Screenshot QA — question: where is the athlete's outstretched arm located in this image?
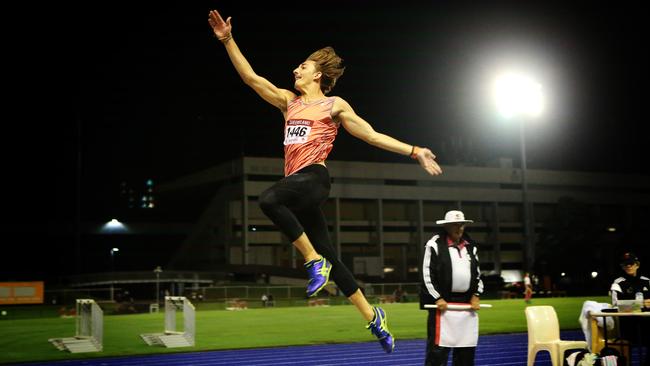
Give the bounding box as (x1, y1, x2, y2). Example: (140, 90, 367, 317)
(333, 97, 442, 176)
(208, 9, 295, 110)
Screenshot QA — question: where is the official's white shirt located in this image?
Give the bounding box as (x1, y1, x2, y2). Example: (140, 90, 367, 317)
(450, 245, 471, 293)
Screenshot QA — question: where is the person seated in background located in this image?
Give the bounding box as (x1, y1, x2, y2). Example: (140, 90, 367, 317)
(609, 252, 650, 365)
(610, 252, 650, 309)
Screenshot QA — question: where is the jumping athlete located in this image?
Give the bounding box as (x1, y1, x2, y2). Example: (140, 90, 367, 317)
(208, 9, 443, 353)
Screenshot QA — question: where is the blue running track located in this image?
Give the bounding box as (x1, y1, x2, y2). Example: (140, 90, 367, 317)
(12, 331, 643, 366)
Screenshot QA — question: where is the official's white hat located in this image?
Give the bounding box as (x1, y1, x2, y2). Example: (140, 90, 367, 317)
(436, 210, 474, 225)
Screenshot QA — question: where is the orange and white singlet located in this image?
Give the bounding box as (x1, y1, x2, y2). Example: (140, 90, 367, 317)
(283, 96, 339, 176)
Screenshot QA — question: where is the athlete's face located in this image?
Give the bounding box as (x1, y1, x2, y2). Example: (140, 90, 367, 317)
(444, 223, 466, 243)
(293, 60, 321, 91)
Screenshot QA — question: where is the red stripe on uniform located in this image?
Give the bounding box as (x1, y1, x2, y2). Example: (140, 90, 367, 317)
(435, 309, 441, 345)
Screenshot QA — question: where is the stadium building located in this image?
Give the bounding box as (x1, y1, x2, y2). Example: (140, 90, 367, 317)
(149, 156, 650, 286)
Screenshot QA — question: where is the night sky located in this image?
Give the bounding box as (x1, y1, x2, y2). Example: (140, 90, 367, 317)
(5, 1, 649, 279)
(79, 3, 649, 200)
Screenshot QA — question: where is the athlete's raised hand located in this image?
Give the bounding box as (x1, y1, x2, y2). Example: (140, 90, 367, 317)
(208, 9, 232, 42)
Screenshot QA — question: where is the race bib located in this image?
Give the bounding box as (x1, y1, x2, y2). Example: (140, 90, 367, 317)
(284, 119, 313, 145)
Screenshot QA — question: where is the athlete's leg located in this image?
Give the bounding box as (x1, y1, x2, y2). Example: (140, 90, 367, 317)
(298, 206, 394, 353)
(297, 207, 367, 312)
(292, 233, 320, 262)
(258, 167, 330, 261)
(258, 165, 332, 296)
(348, 290, 374, 321)
(259, 181, 316, 259)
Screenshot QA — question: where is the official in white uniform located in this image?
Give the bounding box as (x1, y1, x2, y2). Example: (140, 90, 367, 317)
(419, 210, 484, 366)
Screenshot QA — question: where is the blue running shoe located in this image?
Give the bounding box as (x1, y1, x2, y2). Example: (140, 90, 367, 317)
(366, 306, 395, 353)
(304, 256, 332, 297)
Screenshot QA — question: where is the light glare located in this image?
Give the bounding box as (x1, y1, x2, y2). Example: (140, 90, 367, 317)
(493, 73, 544, 119)
(102, 218, 128, 233)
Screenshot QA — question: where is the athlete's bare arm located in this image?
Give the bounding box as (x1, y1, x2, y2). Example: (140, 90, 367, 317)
(333, 97, 442, 176)
(208, 10, 295, 111)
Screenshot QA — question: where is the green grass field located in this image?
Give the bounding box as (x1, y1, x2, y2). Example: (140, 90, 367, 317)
(0, 296, 607, 364)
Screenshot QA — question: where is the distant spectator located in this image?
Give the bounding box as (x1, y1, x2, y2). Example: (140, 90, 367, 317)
(393, 287, 405, 303)
(261, 294, 269, 307)
(115, 290, 137, 314)
(523, 273, 533, 304)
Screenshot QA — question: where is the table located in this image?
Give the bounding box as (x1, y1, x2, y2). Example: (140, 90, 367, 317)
(588, 311, 650, 365)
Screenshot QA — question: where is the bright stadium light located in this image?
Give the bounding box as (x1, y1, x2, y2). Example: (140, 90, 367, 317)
(591, 271, 598, 279)
(493, 72, 544, 119)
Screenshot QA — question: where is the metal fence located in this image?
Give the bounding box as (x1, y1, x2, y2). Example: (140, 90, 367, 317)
(46, 287, 120, 305)
(193, 282, 421, 301)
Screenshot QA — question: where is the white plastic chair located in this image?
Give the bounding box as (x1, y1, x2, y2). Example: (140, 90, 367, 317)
(526, 305, 588, 366)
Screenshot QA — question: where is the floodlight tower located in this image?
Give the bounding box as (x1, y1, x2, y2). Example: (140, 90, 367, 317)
(493, 72, 544, 273)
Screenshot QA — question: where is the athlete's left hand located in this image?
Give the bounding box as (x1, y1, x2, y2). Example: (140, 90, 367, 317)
(416, 147, 442, 175)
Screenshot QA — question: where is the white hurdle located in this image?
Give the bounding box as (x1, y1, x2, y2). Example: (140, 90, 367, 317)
(49, 299, 103, 353)
(140, 296, 195, 348)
